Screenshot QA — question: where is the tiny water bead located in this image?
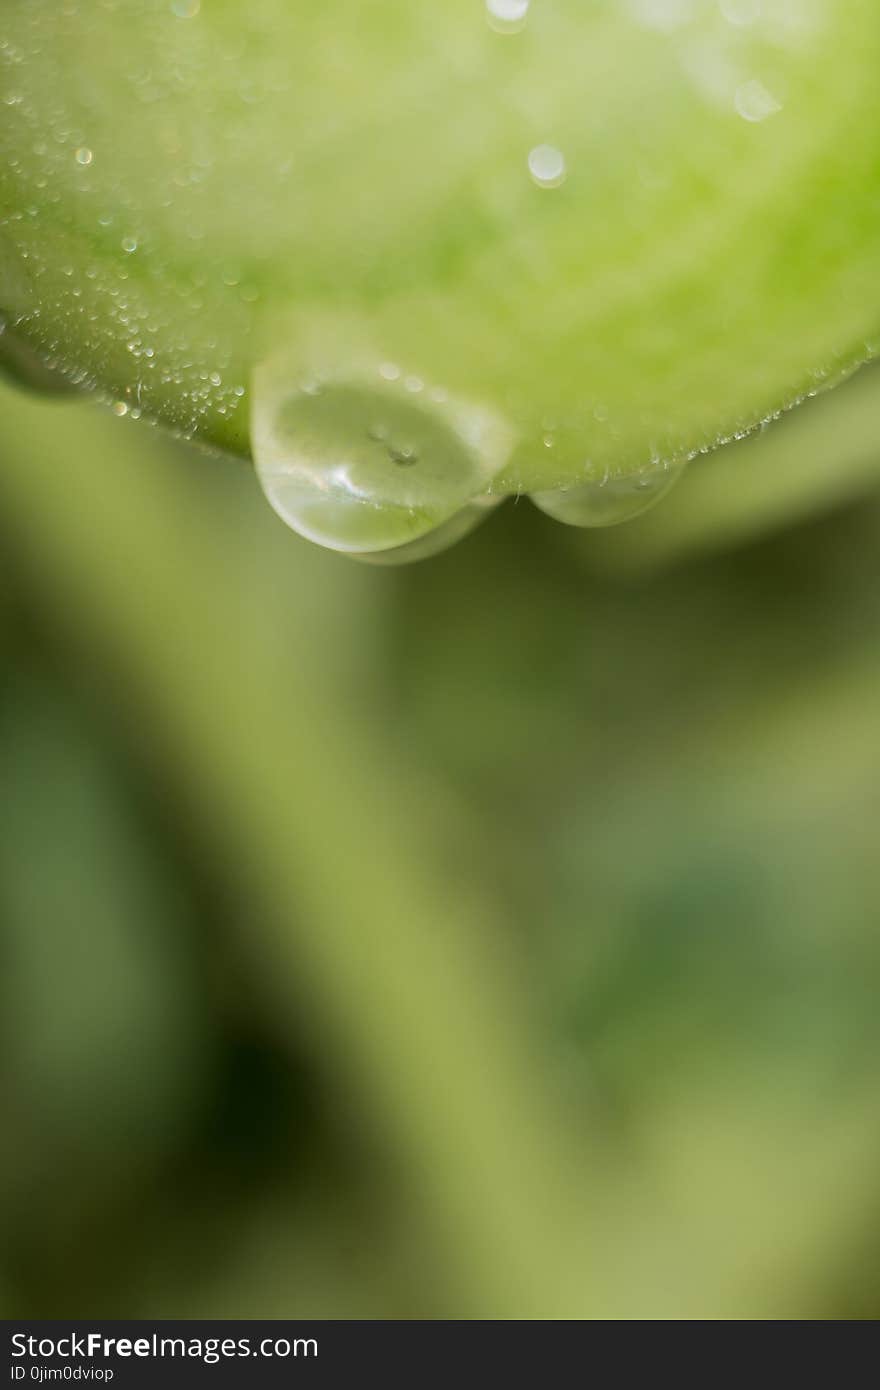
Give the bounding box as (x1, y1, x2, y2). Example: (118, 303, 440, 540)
(528, 145, 567, 189)
(530, 460, 685, 528)
(251, 356, 512, 557)
(734, 78, 783, 123)
(485, 0, 531, 36)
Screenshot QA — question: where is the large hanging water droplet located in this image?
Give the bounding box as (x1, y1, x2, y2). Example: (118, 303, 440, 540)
(0, 313, 84, 397)
(529, 460, 684, 528)
(251, 355, 512, 557)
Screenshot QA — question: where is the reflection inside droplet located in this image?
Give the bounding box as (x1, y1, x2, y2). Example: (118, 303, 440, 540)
(529, 460, 685, 528)
(354, 496, 502, 566)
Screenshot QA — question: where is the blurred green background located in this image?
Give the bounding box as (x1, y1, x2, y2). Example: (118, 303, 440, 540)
(2, 371, 880, 1320)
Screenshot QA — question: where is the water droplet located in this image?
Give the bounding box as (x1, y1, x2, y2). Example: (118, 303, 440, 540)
(171, 0, 200, 17)
(252, 355, 512, 556)
(528, 144, 567, 189)
(389, 443, 419, 466)
(112, 400, 128, 417)
(74, 147, 93, 166)
(121, 235, 138, 254)
(530, 460, 685, 528)
(485, 0, 530, 35)
(735, 79, 782, 123)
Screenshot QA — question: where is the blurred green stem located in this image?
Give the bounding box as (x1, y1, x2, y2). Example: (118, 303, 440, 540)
(0, 387, 586, 1317)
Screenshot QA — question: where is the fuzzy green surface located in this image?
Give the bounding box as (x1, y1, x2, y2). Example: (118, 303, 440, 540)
(2, 0, 880, 493)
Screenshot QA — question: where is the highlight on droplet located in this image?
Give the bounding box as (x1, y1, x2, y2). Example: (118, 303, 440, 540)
(485, 0, 530, 35)
(528, 144, 567, 189)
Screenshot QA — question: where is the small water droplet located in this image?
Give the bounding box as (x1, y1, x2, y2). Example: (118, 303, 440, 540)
(112, 400, 128, 417)
(485, 0, 530, 35)
(74, 147, 93, 166)
(121, 235, 138, 254)
(735, 78, 782, 123)
(252, 355, 512, 557)
(390, 443, 419, 466)
(528, 144, 567, 189)
(171, 0, 200, 17)
(530, 460, 685, 528)
(379, 362, 401, 382)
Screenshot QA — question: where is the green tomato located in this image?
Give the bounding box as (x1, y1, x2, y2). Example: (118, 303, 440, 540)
(2, 1, 880, 555)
